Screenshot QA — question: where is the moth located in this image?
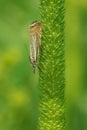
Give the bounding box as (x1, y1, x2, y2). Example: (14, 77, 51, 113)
(29, 21, 42, 72)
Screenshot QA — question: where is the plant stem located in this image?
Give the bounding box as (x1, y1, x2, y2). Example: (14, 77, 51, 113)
(38, 0, 65, 130)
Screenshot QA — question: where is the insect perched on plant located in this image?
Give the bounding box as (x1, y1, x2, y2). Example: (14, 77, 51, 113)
(29, 21, 42, 72)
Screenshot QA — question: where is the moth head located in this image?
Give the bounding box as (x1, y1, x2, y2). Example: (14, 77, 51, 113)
(30, 21, 41, 28)
(29, 21, 42, 35)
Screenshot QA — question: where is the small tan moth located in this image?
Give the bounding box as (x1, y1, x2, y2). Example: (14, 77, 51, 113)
(29, 21, 42, 72)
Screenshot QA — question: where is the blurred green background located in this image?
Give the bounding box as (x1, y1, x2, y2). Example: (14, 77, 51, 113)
(0, 0, 39, 130)
(0, 0, 87, 130)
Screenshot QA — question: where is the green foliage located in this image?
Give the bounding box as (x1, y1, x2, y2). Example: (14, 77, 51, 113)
(39, 0, 65, 129)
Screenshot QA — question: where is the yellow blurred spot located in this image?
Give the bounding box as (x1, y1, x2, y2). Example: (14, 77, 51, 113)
(0, 115, 3, 123)
(0, 63, 5, 79)
(69, 0, 87, 8)
(8, 89, 29, 107)
(3, 46, 22, 67)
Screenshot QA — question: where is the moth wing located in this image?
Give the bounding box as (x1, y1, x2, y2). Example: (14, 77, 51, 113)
(36, 33, 41, 58)
(30, 34, 37, 64)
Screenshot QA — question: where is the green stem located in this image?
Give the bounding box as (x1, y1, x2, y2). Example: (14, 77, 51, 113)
(38, 0, 65, 130)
